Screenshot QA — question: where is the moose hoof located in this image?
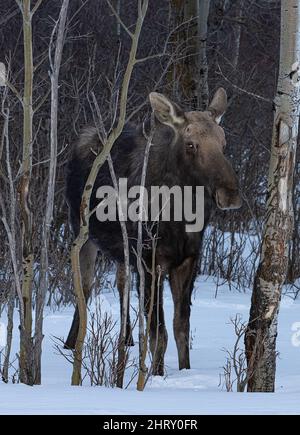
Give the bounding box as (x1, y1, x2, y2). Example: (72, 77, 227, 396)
(179, 362, 191, 370)
(152, 365, 164, 376)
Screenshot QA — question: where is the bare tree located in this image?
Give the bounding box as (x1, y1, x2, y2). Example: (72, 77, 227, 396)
(16, 0, 44, 385)
(34, 0, 69, 384)
(0, 74, 22, 383)
(135, 122, 154, 391)
(245, 0, 300, 392)
(106, 154, 132, 388)
(221, 314, 256, 392)
(2, 0, 300, 393)
(70, 0, 149, 386)
(55, 303, 136, 388)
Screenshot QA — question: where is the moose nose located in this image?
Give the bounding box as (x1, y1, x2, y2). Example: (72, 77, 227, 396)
(215, 188, 242, 210)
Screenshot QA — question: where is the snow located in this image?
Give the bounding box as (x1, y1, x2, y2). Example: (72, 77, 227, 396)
(0, 275, 300, 415)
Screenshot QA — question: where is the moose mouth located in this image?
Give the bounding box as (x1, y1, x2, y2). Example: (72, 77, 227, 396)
(215, 188, 242, 211)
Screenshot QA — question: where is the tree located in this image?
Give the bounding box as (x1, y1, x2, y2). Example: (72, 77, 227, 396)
(196, 0, 210, 110)
(245, 0, 300, 392)
(70, 0, 149, 386)
(18, 0, 39, 386)
(170, 0, 210, 109)
(1, 0, 69, 385)
(34, 0, 69, 384)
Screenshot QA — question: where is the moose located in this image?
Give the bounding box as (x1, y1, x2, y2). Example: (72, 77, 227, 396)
(65, 88, 242, 375)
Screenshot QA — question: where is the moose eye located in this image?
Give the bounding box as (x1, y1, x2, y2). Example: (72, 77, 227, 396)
(186, 142, 198, 152)
(187, 142, 194, 148)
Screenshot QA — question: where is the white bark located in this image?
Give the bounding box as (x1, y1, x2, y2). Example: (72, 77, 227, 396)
(0, 62, 6, 86)
(34, 0, 69, 385)
(136, 118, 154, 391)
(0, 101, 22, 381)
(231, 0, 244, 69)
(106, 154, 131, 388)
(18, 0, 35, 385)
(245, 0, 300, 392)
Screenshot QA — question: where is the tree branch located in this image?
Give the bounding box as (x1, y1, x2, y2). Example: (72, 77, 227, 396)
(106, 0, 133, 39)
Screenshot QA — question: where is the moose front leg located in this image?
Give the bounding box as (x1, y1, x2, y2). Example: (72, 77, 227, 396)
(170, 257, 197, 370)
(116, 263, 134, 346)
(144, 271, 168, 376)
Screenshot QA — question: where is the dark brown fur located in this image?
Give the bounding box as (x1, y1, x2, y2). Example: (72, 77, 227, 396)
(65, 89, 242, 375)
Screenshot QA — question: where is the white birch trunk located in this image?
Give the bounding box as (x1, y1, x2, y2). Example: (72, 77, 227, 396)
(245, 0, 300, 392)
(136, 119, 154, 391)
(34, 0, 69, 385)
(18, 0, 35, 385)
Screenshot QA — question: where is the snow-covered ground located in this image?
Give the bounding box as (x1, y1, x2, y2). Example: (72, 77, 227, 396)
(0, 275, 300, 415)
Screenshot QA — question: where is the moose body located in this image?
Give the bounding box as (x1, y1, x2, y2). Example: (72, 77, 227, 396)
(65, 88, 242, 375)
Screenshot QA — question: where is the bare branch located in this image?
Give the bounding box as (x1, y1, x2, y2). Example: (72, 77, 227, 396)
(31, 0, 43, 17)
(217, 64, 272, 104)
(106, 0, 134, 39)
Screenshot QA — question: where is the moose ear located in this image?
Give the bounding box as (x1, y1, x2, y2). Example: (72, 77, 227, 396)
(149, 92, 185, 127)
(208, 88, 227, 124)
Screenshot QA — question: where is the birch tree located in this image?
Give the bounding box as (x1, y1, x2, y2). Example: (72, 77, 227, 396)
(34, 0, 69, 384)
(1, 0, 70, 386)
(17, 0, 42, 386)
(0, 65, 18, 383)
(245, 0, 300, 392)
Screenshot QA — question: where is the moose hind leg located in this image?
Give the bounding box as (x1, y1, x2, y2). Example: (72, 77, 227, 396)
(170, 257, 197, 370)
(116, 263, 134, 346)
(64, 239, 98, 349)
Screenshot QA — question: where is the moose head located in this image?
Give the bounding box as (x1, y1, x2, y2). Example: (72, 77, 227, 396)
(149, 88, 242, 210)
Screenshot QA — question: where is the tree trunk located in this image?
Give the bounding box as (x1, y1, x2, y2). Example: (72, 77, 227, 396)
(245, 0, 300, 392)
(196, 0, 210, 110)
(136, 118, 154, 391)
(107, 154, 131, 389)
(2, 287, 15, 383)
(34, 0, 69, 385)
(19, 0, 35, 386)
(0, 101, 24, 383)
(231, 0, 244, 70)
(171, 0, 210, 109)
